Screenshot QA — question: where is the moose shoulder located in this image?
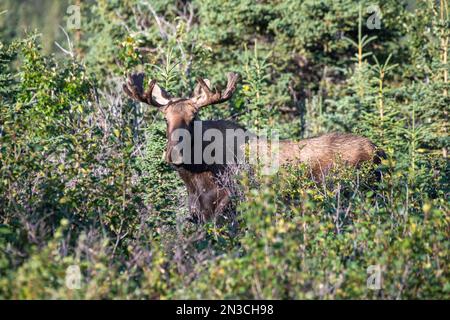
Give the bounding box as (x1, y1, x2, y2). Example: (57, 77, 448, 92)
(123, 72, 384, 223)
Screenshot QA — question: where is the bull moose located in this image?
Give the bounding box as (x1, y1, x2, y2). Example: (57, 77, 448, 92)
(123, 72, 384, 223)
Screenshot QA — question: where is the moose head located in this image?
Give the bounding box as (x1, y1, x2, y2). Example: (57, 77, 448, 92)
(123, 72, 239, 166)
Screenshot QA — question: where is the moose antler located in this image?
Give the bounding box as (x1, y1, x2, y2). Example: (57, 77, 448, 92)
(123, 73, 172, 108)
(192, 72, 239, 109)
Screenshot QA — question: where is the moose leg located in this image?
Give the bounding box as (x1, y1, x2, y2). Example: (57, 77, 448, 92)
(191, 184, 229, 222)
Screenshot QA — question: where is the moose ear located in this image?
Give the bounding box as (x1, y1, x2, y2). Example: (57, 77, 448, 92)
(151, 82, 172, 106)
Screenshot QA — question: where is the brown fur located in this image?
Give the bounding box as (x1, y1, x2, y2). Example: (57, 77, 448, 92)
(124, 73, 383, 222)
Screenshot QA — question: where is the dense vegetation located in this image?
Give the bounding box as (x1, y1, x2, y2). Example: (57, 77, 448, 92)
(0, 0, 448, 299)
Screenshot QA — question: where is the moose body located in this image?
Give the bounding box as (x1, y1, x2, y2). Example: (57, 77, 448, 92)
(124, 72, 383, 222)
